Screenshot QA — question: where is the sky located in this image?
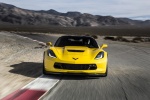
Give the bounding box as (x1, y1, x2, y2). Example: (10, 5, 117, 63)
(0, 0, 150, 20)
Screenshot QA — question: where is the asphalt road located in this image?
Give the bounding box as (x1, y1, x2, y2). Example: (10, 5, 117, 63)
(16, 33, 150, 100)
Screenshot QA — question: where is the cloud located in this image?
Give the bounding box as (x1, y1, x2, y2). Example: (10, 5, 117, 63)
(0, 0, 150, 18)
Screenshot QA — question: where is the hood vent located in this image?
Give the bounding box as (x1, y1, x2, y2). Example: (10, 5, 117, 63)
(67, 50, 84, 52)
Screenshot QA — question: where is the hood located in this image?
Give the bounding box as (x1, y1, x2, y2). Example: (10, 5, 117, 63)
(52, 46, 100, 63)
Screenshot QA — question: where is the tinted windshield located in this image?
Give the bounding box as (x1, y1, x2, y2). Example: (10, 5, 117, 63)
(54, 36, 99, 48)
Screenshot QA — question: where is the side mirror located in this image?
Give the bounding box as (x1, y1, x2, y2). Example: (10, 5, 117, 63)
(46, 42, 52, 46)
(101, 44, 108, 49)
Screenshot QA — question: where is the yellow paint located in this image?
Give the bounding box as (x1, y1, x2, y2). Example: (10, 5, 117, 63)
(44, 45, 108, 75)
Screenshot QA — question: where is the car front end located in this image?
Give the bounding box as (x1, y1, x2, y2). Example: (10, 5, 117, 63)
(43, 46, 108, 76)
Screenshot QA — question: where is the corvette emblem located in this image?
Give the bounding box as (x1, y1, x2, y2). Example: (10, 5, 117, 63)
(72, 58, 78, 60)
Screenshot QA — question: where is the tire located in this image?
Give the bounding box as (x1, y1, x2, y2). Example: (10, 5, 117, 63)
(101, 66, 108, 77)
(43, 53, 48, 75)
(90, 66, 108, 77)
(43, 62, 48, 75)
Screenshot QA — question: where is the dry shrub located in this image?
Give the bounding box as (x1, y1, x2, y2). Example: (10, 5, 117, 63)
(104, 36, 115, 40)
(132, 37, 150, 43)
(115, 36, 130, 42)
(104, 36, 130, 42)
(85, 34, 90, 36)
(132, 37, 142, 43)
(91, 35, 98, 39)
(115, 36, 123, 41)
(143, 38, 150, 42)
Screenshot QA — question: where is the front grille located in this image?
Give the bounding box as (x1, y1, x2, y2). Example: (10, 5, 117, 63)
(54, 63, 97, 70)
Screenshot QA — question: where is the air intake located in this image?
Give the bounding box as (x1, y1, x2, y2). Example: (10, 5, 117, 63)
(67, 50, 84, 52)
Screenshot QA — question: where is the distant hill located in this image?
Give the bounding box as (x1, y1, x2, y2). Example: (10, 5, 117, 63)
(0, 2, 150, 27)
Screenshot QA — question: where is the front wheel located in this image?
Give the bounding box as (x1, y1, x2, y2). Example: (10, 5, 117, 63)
(101, 66, 108, 77)
(43, 60, 48, 75)
(43, 53, 48, 75)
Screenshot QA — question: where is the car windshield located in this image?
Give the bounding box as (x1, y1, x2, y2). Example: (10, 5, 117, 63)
(54, 36, 99, 48)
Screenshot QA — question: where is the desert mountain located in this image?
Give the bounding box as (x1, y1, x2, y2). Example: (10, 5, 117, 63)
(0, 3, 150, 27)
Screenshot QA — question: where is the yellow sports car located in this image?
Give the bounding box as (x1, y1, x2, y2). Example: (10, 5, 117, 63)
(43, 36, 108, 77)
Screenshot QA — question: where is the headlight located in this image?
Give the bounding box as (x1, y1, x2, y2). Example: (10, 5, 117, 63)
(95, 52, 104, 59)
(47, 49, 56, 58)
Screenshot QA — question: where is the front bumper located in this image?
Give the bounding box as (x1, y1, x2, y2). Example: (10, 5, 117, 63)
(43, 71, 107, 76)
(44, 54, 107, 74)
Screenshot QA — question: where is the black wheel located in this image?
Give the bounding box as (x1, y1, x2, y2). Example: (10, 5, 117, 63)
(43, 53, 48, 75)
(43, 63, 48, 75)
(90, 66, 108, 78)
(101, 66, 108, 77)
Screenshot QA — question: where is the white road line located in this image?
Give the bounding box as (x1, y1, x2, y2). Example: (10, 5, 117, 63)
(38, 75, 60, 100)
(22, 75, 59, 91)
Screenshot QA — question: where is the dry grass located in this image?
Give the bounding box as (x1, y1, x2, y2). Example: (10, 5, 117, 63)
(104, 36, 115, 40)
(91, 35, 98, 39)
(0, 25, 150, 37)
(104, 36, 150, 43)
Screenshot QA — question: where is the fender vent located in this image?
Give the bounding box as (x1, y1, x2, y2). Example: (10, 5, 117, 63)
(67, 50, 84, 52)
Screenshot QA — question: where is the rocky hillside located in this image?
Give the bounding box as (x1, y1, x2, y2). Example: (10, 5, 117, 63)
(0, 3, 150, 27)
